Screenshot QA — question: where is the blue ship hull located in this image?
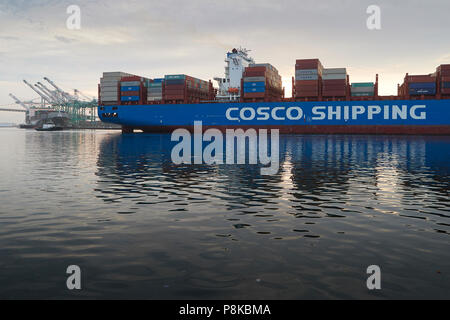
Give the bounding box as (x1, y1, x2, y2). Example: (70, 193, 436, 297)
(99, 99, 450, 135)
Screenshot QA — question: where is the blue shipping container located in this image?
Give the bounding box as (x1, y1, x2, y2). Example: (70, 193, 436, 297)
(409, 82, 436, 89)
(121, 86, 140, 92)
(244, 87, 266, 93)
(165, 75, 186, 80)
(243, 81, 266, 88)
(121, 96, 140, 102)
(442, 82, 450, 89)
(153, 78, 164, 83)
(165, 79, 185, 85)
(409, 88, 436, 95)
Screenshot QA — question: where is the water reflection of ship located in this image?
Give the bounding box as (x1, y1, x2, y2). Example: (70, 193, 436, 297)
(95, 135, 355, 208)
(96, 134, 449, 197)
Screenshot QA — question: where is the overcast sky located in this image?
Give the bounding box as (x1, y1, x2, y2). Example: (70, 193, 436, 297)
(1, 0, 449, 123)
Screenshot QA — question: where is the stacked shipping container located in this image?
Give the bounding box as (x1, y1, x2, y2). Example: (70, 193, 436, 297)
(100, 72, 132, 105)
(120, 78, 141, 104)
(351, 82, 375, 97)
(399, 74, 436, 97)
(437, 64, 450, 96)
(120, 76, 151, 105)
(99, 62, 450, 106)
(242, 63, 283, 101)
(294, 59, 323, 99)
(147, 78, 164, 103)
(164, 75, 212, 103)
(322, 68, 348, 97)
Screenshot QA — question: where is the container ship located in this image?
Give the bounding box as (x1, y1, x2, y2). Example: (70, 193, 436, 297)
(98, 48, 450, 135)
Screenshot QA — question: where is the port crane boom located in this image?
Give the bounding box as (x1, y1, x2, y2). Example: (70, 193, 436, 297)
(74, 89, 96, 102)
(0, 108, 26, 113)
(36, 82, 62, 104)
(23, 80, 52, 105)
(34, 84, 57, 104)
(44, 77, 74, 102)
(9, 93, 31, 111)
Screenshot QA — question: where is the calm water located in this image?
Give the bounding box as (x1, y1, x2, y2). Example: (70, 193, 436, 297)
(0, 128, 449, 299)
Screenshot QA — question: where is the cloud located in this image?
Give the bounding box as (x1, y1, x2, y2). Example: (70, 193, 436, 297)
(54, 35, 77, 43)
(0, 35, 20, 40)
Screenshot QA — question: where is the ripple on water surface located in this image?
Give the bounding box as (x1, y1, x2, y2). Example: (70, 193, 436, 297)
(0, 129, 449, 299)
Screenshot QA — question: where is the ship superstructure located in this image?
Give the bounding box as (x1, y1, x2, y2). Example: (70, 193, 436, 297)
(214, 48, 255, 101)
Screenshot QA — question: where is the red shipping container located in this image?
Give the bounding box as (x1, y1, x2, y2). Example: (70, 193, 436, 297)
(295, 59, 322, 70)
(323, 91, 346, 96)
(442, 88, 450, 94)
(165, 95, 185, 100)
(437, 64, 450, 72)
(296, 91, 319, 95)
(295, 80, 319, 86)
(244, 92, 265, 98)
(323, 84, 346, 89)
(296, 85, 319, 91)
(406, 75, 435, 82)
(246, 66, 267, 72)
(244, 72, 266, 77)
(165, 84, 185, 90)
(296, 92, 319, 97)
(296, 58, 320, 64)
(442, 76, 450, 82)
(323, 79, 347, 85)
(296, 86, 319, 91)
(121, 76, 142, 81)
(440, 70, 450, 77)
(121, 91, 140, 96)
(165, 91, 185, 96)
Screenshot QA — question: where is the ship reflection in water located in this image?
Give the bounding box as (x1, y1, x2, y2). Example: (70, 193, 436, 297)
(94, 133, 450, 299)
(0, 130, 448, 299)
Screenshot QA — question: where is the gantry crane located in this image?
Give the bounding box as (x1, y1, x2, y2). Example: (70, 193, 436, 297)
(3, 77, 101, 126)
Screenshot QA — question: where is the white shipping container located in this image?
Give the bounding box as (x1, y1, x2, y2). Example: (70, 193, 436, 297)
(101, 93, 118, 98)
(322, 74, 347, 80)
(101, 98, 118, 102)
(351, 87, 374, 93)
(120, 81, 141, 86)
(102, 101, 118, 105)
(295, 69, 319, 75)
(101, 84, 118, 89)
(100, 76, 122, 81)
(100, 81, 119, 87)
(296, 75, 319, 81)
(103, 72, 131, 78)
(323, 68, 347, 75)
(101, 99, 118, 103)
(244, 77, 266, 82)
(101, 89, 118, 95)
